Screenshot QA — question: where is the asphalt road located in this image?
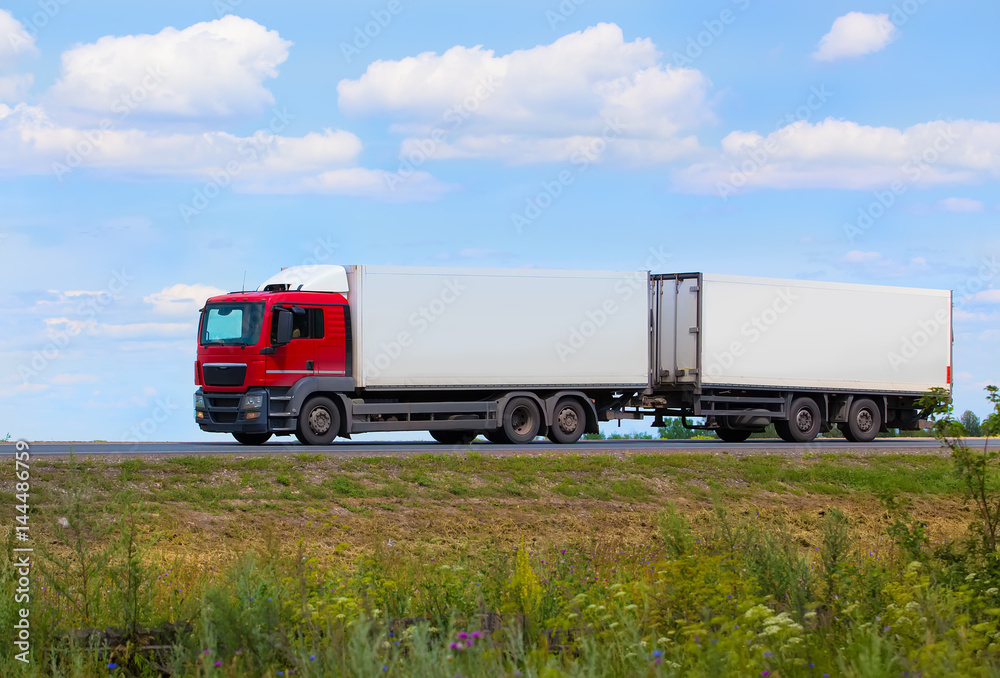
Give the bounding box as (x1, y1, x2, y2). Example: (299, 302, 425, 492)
(8, 438, 992, 458)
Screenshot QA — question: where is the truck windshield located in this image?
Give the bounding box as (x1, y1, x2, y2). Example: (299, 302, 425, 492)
(200, 303, 265, 346)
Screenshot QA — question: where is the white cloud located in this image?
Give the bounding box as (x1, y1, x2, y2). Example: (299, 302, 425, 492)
(673, 118, 1000, 193)
(0, 73, 32, 101)
(337, 23, 712, 165)
(967, 289, 1000, 304)
(813, 12, 897, 62)
(843, 250, 881, 263)
(939, 197, 984, 213)
(99, 322, 194, 339)
(244, 167, 453, 200)
(50, 373, 100, 385)
(0, 10, 36, 67)
(48, 15, 291, 119)
(144, 284, 227, 315)
(839, 251, 929, 277)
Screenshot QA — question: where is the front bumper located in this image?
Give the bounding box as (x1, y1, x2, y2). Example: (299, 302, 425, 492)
(195, 388, 269, 434)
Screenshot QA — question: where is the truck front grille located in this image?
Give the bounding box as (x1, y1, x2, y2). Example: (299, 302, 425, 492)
(203, 364, 247, 387)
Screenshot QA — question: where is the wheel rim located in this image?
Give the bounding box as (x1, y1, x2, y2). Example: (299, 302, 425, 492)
(795, 408, 814, 433)
(557, 406, 579, 435)
(510, 405, 534, 436)
(308, 407, 332, 435)
(856, 408, 874, 433)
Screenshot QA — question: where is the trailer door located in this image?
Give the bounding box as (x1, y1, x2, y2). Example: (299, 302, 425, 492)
(652, 273, 702, 386)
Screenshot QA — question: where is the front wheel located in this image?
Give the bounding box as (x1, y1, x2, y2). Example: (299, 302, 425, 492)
(297, 397, 341, 445)
(233, 432, 272, 445)
(502, 397, 541, 444)
(781, 397, 822, 443)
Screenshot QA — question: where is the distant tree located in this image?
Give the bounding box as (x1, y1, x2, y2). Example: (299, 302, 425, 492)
(657, 418, 708, 440)
(961, 410, 983, 437)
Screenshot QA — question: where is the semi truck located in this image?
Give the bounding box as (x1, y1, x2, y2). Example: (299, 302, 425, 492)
(193, 265, 953, 445)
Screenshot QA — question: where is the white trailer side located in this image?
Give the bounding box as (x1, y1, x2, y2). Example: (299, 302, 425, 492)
(655, 273, 952, 393)
(346, 265, 650, 389)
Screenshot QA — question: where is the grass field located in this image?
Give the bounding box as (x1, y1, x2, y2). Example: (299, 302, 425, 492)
(3, 447, 1000, 676)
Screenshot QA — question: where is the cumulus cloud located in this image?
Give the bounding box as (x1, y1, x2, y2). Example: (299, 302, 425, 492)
(144, 284, 228, 315)
(47, 15, 291, 119)
(967, 289, 1000, 304)
(337, 23, 712, 165)
(673, 118, 1000, 194)
(0, 10, 36, 67)
(939, 197, 984, 213)
(0, 73, 32, 101)
(50, 373, 100, 385)
(813, 12, 897, 61)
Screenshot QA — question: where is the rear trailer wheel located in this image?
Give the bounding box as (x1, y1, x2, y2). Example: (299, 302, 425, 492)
(232, 432, 272, 445)
(484, 430, 509, 444)
(547, 399, 586, 444)
(784, 397, 822, 443)
(839, 424, 858, 443)
(502, 397, 541, 444)
(430, 430, 478, 445)
(715, 426, 752, 443)
(847, 398, 881, 443)
(297, 396, 340, 445)
(774, 421, 795, 443)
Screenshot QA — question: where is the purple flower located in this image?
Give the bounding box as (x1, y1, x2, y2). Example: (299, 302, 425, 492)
(472, 632, 482, 639)
(761, 672, 771, 677)
(203, 649, 213, 655)
(458, 632, 469, 640)
(107, 663, 118, 669)
(309, 655, 316, 661)
(214, 661, 222, 667)
(652, 650, 663, 658)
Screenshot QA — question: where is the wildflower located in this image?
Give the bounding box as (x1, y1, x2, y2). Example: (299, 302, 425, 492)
(458, 632, 469, 640)
(107, 663, 118, 669)
(761, 672, 771, 677)
(652, 650, 663, 658)
(214, 661, 222, 667)
(471, 632, 482, 639)
(203, 649, 213, 655)
(309, 655, 316, 661)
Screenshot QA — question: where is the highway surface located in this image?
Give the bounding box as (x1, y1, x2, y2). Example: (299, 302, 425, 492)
(9, 438, 992, 458)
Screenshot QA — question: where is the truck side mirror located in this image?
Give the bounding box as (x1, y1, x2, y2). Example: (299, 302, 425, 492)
(274, 308, 293, 346)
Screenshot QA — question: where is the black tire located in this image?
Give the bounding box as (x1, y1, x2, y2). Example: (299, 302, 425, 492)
(547, 399, 587, 444)
(232, 432, 272, 445)
(846, 398, 881, 443)
(774, 421, 796, 443)
(430, 430, 478, 445)
(783, 397, 822, 443)
(484, 430, 509, 444)
(502, 397, 541, 444)
(839, 424, 858, 443)
(297, 396, 341, 445)
(715, 426, 752, 443)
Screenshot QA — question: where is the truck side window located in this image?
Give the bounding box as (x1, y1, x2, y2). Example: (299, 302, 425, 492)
(271, 308, 324, 342)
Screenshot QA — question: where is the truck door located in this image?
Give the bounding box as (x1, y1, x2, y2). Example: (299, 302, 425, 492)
(314, 305, 349, 377)
(264, 306, 323, 387)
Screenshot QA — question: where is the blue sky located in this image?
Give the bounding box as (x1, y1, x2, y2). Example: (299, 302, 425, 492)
(1, 0, 997, 442)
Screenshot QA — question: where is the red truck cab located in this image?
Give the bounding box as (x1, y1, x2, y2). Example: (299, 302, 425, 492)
(194, 285, 351, 445)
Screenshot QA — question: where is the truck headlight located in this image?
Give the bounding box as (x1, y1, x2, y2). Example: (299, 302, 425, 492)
(242, 394, 265, 411)
(194, 394, 205, 410)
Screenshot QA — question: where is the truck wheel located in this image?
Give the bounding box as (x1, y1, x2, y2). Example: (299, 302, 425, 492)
(484, 430, 509, 444)
(783, 397, 822, 442)
(846, 398, 880, 443)
(430, 430, 478, 444)
(839, 424, 857, 443)
(774, 421, 796, 443)
(502, 397, 541, 444)
(547, 399, 586, 444)
(297, 397, 340, 445)
(232, 432, 272, 445)
(715, 426, 752, 443)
